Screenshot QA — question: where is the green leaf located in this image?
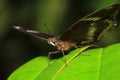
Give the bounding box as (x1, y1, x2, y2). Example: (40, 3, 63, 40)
(8, 43, 120, 80)
(8, 57, 48, 80)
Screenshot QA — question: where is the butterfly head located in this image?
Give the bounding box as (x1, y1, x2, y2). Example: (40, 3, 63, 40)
(48, 37, 75, 51)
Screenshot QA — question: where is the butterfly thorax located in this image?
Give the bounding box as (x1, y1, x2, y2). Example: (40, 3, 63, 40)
(48, 37, 76, 51)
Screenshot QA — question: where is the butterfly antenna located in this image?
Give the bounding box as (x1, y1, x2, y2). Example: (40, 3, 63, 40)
(43, 22, 51, 34)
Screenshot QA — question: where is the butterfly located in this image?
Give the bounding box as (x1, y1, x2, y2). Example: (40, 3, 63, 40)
(13, 3, 120, 62)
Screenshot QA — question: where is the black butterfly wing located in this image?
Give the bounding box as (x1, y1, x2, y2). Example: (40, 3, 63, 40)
(13, 26, 54, 40)
(59, 3, 120, 44)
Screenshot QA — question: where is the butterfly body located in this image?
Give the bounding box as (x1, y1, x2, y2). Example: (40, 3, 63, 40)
(48, 37, 76, 51)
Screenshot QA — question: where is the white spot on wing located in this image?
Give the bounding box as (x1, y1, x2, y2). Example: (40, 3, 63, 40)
(87, 25, 97, 40)
(14, 26, 21, 29)
(82, 17, 101, 21)
(26, 30, 39, 33)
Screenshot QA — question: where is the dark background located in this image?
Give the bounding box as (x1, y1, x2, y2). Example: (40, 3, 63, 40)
(0, 0, 120, 80)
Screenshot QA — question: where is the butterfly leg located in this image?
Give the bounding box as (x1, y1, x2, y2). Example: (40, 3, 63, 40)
(48, 50, 67, 66)
(72, 44, 91, 56)
(61, 50, 67, 67)
(73, 44, 78, 49)
(48, 51, 60, 65)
